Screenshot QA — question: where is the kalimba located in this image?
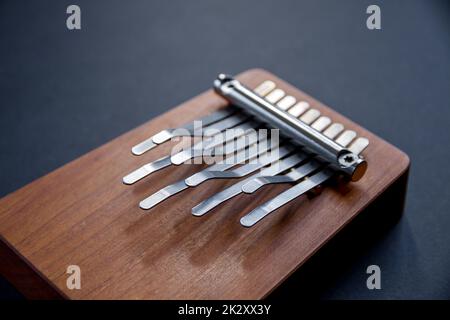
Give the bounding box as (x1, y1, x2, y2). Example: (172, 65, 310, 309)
(0, 69, 409, 299)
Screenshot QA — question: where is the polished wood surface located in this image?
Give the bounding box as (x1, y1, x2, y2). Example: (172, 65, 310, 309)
(0, 69, 409, 299)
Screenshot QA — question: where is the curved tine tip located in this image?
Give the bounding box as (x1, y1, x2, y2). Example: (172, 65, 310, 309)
(122, 176, 133, 185)
(191, 210, 203, 217)
(241, 180, 261, 194)
(184, 173, 208, 187)
(139, 200, 151, 210)
(185, 179, 201, 187)
(131, 139, 158, 156)
(131, 147, 145, 156)
(240, 216, 255, 228)
(191, 205, 208, 216)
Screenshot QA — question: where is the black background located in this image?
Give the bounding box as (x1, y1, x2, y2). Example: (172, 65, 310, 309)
(0, 0, 449, 299)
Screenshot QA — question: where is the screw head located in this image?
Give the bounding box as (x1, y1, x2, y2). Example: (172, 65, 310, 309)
(338, 153, 357, 167)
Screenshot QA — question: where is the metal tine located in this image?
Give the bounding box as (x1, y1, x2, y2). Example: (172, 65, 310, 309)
(265, 88, 285, 104)
(300, 109, 321, 124)
(311, 116, 331, 132)
(170, 119, 261, 165)
(348, 137, 369, 155)
(254, 80, 276, 96)
(191, 152, 311, 216)
(276, 96, 296, 111)
(123, 155, 173, 185)
(131, 108, 237, 156)
(184, 143, 294, 187)
(240, 132, 370, 227)
(132, 80, 276, 156)
(139, 137, 278, 210)
(335, 130, 357, 147)
(323, 123, 345, 140)
(288, 101, 309, 117)
(123, 119, 259, 185)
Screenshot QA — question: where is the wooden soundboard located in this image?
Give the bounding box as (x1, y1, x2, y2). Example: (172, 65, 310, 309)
(0, 69, 409, 299)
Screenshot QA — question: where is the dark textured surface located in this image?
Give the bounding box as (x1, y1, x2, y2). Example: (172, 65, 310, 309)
(0, 0, 449, 299)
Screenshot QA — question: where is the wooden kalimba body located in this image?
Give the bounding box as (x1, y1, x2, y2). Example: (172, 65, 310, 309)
(0, 69, 409, 299)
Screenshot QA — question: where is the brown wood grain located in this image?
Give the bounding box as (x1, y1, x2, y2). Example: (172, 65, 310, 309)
(0, 69, 409, 299)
